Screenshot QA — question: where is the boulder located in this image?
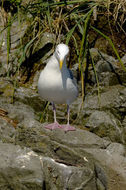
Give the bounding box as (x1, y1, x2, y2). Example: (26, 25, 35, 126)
(0, 87, 126, 189)
(85, 110, 123, 143)
(89, 48, 126, 86)
(0, 143, 43, 190)
(42, 157, 96, 190)
(0, 7, 28, 76)
(70, 85, 126, 129)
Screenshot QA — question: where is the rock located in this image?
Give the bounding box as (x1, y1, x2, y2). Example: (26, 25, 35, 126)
(121, 117, 126, 145)
(95, 59, 117, 73)
(14, 87, 45, 112)
(85, 110, 123, 142)
(0, 118, 16, 143)
(84, 85, 126, 112)
(0, 142, 43, 190)
(25, 32, 56, 68)
(89, 48, 101, 63)
(89, 48, 125, 86)
(0, 90, 126, 189)
(95, 165, 107, 190)
(121, 54, 126, 65)
(122, 116, 126, 126)
(0, 78, 14, 103)
(115, 67, 126, 85)
(0, 96, 36, 128)
(0, 7, 29, 75)
(94, 37, 110, 54)
(42, 157, 96, 190)
(85, 147, 126, 190)
(15, 119, 108, 156)
(90, 48, 117, 65)
(107, 142, 126, 156)
(122, 127, 126, 145)
(32, 70, 40, 89)
(98, 72, 120, 86)
(96, 178, 106, 190)
(70, 63, 79, 79)
(90, 71, 121, 86)
(0, 101, 98, 190)
(15, 123, 106, 190)
(71, 85, 126, 128)
(0, 63, 6, 77)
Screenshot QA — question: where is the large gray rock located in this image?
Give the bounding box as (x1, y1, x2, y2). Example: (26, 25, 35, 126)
(0, 82, 126, 189)
(106, 142, 126, 156)
(0, 102, 98, 189)
(0, 118, 16, 143)
(89, 48, 126, 86)
(15, 120, 126, 190)
(84, 85, 126, 113)
(14, 87, 45, 112)
(85, 110, 123, 142)
(15, 122, 107, 190)
(42, 157, 96, 190)
(70, 85, 126, 130)
(84, 147, 126, 190)
(98, 71, 120, 86)
(0, 143, 43, 190)
(0, 7, 28, 76)
(0, 141, 97, 190)
(90, 48, 117, 64)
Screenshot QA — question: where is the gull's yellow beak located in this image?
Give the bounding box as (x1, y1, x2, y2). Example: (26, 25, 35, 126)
(59, 60, 63, 70)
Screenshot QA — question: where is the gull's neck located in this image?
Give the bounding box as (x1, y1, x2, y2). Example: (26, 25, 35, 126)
(62, 57, 67, 69)
(45, 53, 68, 75)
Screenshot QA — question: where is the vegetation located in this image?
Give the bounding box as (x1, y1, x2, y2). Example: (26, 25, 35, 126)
(0, 0, 126, 98)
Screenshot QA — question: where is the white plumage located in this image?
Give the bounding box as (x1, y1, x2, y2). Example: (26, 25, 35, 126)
(38, 43, 78, 131)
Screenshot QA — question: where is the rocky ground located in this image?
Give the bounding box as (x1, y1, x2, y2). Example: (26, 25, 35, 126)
(0, 51, 126, 189)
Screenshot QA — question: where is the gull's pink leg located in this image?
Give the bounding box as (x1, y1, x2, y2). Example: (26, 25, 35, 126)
(61, 105, 76, 132)
(45, 103, 62, 130)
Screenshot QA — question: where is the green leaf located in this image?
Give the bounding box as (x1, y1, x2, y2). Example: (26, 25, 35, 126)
(66, 25, 77, 45)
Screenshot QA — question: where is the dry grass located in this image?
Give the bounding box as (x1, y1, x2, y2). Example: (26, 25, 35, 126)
(112, 0, 126, 23)
(96, 0, 126, 27)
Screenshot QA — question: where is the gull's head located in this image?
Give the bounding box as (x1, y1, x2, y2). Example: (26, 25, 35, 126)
(55, 43, 69, 69)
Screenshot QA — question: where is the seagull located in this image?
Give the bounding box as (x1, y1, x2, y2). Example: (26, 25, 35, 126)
(38, 43, 78, 131)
